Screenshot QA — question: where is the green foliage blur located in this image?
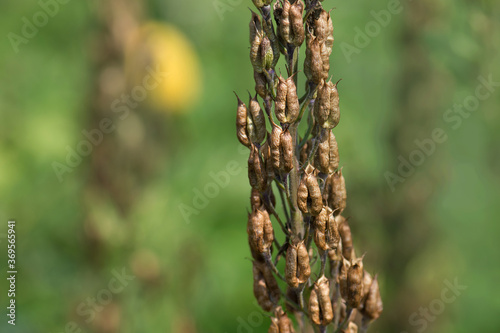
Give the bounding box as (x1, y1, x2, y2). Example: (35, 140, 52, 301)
(0, 0, 499, 332)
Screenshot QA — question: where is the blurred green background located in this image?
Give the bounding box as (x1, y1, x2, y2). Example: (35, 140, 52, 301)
(0, 0, 499, 332)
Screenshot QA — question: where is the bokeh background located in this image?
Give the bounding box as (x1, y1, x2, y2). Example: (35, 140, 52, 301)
(1, 0, 499, 332)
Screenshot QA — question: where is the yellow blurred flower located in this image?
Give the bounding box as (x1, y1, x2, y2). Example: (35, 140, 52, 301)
(125, 22, 201, 113)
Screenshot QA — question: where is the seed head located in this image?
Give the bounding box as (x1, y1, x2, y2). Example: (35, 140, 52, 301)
(347, 257, 364, 308)
(323, 169, 347, 216)
(316, 130, 339, 174)
(309, 275, 333, 326)
(248, 144, 267, 191)
(247, 206, 274, 255)
(362, 274, 383, 320)
(235, 94, 250, 147)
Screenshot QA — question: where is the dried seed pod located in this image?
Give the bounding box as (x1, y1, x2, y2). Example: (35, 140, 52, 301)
(248, 94, 267, 144)
(285, 242, 298, 288)
(297, 168, 323, 216)
(324, 82, 340, 129)
(261, 10, 281, 68)
(310, 9, 331, 44)
(261, 138, 275, 186)
(275, 76, 288, 122)
(339, 217, 354, 260)
(254, 70, 268, 98)
(248, 144, 267, 191)
(285, 77, 300, 123)
(325, 209, 340, 250)
(253, 261, 281, 312)
(280, 129, 294, 173)
(347, 257, 364, 308)
(296, 241, 311, 283)
(250, 12, 264, 73)
(269, 306, 295, 333)
(304, 35, 325, 84)
(313, 207, 328, 250)
(235, 94, 250, 147)
(339, 257, 351, 299)
(308, 288, 321, 325)
(362, 275, 383, 320)
(247, 206, 274, 255)
(260, 36, 274, 71)
(310, 275, 334, 326)
(323, 169, 347, 216)
(278, 0, 291, 45)
(285, 241, 311, 288)
(289, 0, 305, 46)
(316, 131, 339, 174)
(314, 80, 332, 126)
(270, 125, 282, 171)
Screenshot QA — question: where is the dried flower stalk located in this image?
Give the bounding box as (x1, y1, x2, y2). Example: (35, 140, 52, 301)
(234, 1, 383, 331)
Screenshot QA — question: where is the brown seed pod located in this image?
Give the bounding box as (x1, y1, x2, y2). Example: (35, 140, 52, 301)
(362, 274, 383, 320)
(347, 257, 364, 308)
(304, 35, 325, 84)
(270, 125, 282, 171)
(269, 306, 295, 333)
(316, 130, 339, 174)
(285, 77, 300, 123)
(313, 207, 328, 250)
(250, 12, 264, 73)
(248, 94, 267, 144)
(248, 144, 267, 191)
(296, 241, 311, 283)
(289, 0, 305, 46)
(314, 80, 332, 127)
(299, 138, 312, 165)
(339, 257, 351, 300)
(235, 94, 250, 147)
(280, 129, 294, 173)
(261, 138, 276, 186)
(254, 70, 268, 99)
(339, 217, 354, 260)
(261, 10, 281, 68)
(308, 288, 321, 325)
(324, 82, 340, 129)
(285, 242, 298, 288)
(247, 206, 274, 255)
(297, 168, 323, 216)
(323, 169, 347, 216)
(277, 0, 291, 45)
(309, 275, 333, 326)
(260, 36, 274, 71)
(325, 209, 340, 250)
(285, 241, 311, 288)
(275, 76, 288, 123)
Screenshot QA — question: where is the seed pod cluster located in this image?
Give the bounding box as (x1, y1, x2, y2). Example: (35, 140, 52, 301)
(305, 8, 333, 85)
(270, 125, 294, 174)
(313, 207, 340, 251)
(250, 11, 278, 73)
(297, 166, 323, 215)
(268, 306, 295, 333)
(247, 206, 274, 257)
(275, 76, 300, 124)
(285, 241, 311, 288)
(309, 275, 334, 326)
(314, 80, 340, 129)
(237, 0, 382, 331)
(323, 169, 347, 216)
(274, 0, 305, 47)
